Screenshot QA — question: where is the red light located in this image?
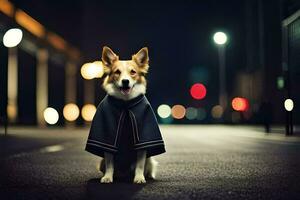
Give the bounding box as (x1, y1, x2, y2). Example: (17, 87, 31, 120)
(232, 97, 249, 112)
(190, 83, 206, 100)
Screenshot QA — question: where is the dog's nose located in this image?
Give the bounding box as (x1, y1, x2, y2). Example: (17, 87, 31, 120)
(122, 79, 129, 87)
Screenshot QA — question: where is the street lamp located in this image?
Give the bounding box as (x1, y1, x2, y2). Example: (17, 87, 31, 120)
(213, 32, 227, 45)
(80, 61, 104, 80)
(63, 103, 80, 122)
(2, 28, 23, 135)
(157, 104, 171, 119)
(3, 28, 23, 48)
(43, 107, 59, 125)
(81, 104, 96, 122)
(284, 98, 294, 135)
(213, 31, 228, 117)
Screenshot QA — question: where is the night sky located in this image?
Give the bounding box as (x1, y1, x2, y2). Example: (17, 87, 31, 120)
(10, 0, 246, 121)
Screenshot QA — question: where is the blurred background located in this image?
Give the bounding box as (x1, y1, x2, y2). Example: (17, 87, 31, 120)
(0, 0, 299, 128)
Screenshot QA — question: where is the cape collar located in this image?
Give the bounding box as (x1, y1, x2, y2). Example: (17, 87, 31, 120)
(107, 94, 145, 109)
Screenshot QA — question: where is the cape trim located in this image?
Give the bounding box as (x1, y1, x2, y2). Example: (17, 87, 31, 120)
(129, 110, 139, 142)
(114, 111, 125, 146)
(134, 142, 165, 150)
(133, 140, 164, 147)
(86, 142, 117, 152)
(88, 139, 117, 148)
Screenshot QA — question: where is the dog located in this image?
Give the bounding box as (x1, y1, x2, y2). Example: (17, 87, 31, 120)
(86, 46, 165, 184)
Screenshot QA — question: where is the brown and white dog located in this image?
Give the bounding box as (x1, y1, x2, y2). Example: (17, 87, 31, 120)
(100, 46, 158, 184)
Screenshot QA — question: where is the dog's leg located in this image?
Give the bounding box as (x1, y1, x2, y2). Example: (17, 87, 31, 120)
(134, 150, 146, 184)
(145, 157, 158, 179)
(101, 152, 114, 183)
(97, 157, 105, 177)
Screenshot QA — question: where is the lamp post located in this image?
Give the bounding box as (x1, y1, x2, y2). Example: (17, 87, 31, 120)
(284, 98, 294, 135)
(213, 31, 228, 116)
(2, 28, 23, 135)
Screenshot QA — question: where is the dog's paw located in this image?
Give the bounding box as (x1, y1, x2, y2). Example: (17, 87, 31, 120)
(133, 175, 146, 184)
(101, 176, 113, 183)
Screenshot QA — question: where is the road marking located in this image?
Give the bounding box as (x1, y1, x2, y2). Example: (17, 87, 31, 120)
(39, 144, 65, 153)
(8, 143, 70, 159)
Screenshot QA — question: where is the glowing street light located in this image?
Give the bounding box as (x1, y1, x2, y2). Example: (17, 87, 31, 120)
(43, 107, 59, 125)
(284, 98, 294, 112)
(213, 32, 227, 45)
(81, 61, 104, 80)
(185, 107, 198, 120)
(171, 105, 186, 119)
(93, 61, 104, 78)
(81, 63, 94, 80)
(211, 105, 224, 119)
(63, 103, 80, 121)
(157, 104, 171, 119)
(232, 97, 249, 112)
(81, 104, 96, 122)
(3, 28, 23, 48)
(190, 83, 207, 100)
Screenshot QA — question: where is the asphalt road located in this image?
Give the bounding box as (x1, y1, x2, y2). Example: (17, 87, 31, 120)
(0, 125, 300, 200)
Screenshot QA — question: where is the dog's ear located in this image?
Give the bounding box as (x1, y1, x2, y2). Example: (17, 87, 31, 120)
(133, 47, 149, 67)
(102, 46, 119, 66)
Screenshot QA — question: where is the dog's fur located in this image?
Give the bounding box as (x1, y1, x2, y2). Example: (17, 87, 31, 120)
(100, 46, 158, 184)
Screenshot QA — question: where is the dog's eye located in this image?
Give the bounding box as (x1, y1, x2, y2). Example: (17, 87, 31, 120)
(130, 70, 137, 75)
(114, 70, 121, 75)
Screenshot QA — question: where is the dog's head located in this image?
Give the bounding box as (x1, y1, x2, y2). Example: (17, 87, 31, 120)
(101, 46, 149, 100)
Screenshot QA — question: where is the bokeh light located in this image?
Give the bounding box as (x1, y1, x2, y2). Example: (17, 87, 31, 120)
(171, 105, 186, 119)
(81, 61, 104, 80)
(81, 63, 92, 79)
(211, 105, 223, 119)
(185, 107, 198, 120)
(284, 99, 294, 111)
(82, 104, 96, 121)
(232, 97, 249, 112)
(213, 32, 227, 45)
(43, 107, 59, 125)
(157, 104, 171, 119)
(93, 61, 104, 78)
(190, 83, 207, 100)
(197, 108, 206, 120)
(277, 76, 284, 89)
(3, 28, 23, 47)
(63, 103, 80, 121)
(7, 104, 17, 121)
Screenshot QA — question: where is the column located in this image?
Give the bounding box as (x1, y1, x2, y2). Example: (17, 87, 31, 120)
(7, 47, 18, 123)
(65, 61, 77, 127)
(36, 49, 48, 127)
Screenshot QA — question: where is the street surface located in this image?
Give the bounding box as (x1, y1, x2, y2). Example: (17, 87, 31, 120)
(0, 125, 300, 199)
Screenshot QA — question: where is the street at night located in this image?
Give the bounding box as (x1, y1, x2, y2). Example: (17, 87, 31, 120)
(1, 125, 300, 199)
(1, 0, 300, 199)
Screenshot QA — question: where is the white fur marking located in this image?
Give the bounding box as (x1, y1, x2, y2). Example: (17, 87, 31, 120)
(103, 83, 146, 100)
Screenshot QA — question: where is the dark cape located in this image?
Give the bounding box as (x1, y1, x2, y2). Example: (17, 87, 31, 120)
(85, 94, 166, 159)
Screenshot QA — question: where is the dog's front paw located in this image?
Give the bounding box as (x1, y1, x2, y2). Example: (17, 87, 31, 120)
(101, 175, 113, 183)
(133, 175, 146, 184)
